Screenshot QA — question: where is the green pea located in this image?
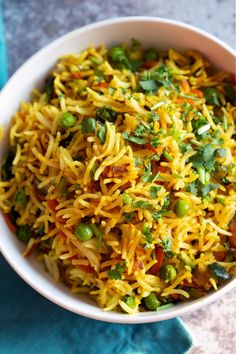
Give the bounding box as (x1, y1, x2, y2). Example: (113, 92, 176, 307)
(160, 264, 177, 282)
(109, 46, 126, 62)
(144, 48, 157, 61)
(124, 296, 136, 309)
(174, 199, 190, 218)
(75, 223, 93, 241)
(144, 292, 161, 310)
(58, 112, 77, 129)
(16, 225, 32, 243)
(81, 118, 96, 134)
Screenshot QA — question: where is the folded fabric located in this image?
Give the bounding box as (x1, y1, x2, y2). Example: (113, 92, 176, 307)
(0, 256, 192, 354)
(0, 0, 7, 89)
(0, 3, 192, 354)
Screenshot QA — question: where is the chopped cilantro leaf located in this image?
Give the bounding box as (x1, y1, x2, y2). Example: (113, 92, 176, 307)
(107, 262, 126, 280)
(215, 148, 227, 158)
(162, 149, 173, 161)
(190, 144, 216, 172)
(122, 132, 147, 145)
(203, 87, 220, 106)
(150, 137, 160, 148)
(179, 142, 192, 153)
(141, 161, 160, 183)
(139, 80, 157, 92)
(150, 185, 161, 198)
(123, 212, 135, 222)
(221, 177, 230, 185)
(143, 224, 153, 244)
(163, 194, 170, 210)
(201, 183, 219, 196)
(122, 193, 133, 205)
(132, 200, 153, 209)
(141, 64, 173, 93)
(191, 117, 208, 133)
(153, 210, 162, 221)
(162, 238, 172, 252)
(97, 124, 107, 144)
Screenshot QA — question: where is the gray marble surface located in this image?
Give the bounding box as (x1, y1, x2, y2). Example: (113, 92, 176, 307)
(3, 0, 236, 353)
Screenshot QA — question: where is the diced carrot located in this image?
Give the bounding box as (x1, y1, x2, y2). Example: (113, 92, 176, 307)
(231, 74, 236, 87)
(19, 111, 26, 118)
(76, 264, 95, 273)
(214, 251, 226, 261)
(143, 60, 157, 69)
(153, 165, 170, 174)
(3, 213, 17, 233)
(229, 215, 236, 248)
(170, 293, 180, 300)
(73, 72, 82, 79)
(144, 143, 156, 153)
(144, 143, 164, 154)
(94, 82, 109, 88)
(181, 80, 188, 90)
(182, 279, 199, 288)
(133, 260, 144, 272)
(229, 235, 236, 248)
(47, 199, 58, 212)
(149, 246, 164, 275)
(190, 89, 203, 98)
(176, 98, 196, 105)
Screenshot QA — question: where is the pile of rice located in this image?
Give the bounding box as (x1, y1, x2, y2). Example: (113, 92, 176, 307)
(0, 41, 235, 313)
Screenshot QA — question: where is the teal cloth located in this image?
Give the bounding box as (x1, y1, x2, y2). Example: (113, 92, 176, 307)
(0, 256, 192, 354)
(0, 4, 192, 354)
(0, 0, 7, 88)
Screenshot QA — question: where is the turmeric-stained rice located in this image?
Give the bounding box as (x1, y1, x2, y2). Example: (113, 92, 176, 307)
(1, 41, 236, 313)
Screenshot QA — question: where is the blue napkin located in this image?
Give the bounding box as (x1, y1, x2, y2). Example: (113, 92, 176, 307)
(0, 0, 7, 88)
(0, 256, 192, 354)
(0, 4, 192, 354)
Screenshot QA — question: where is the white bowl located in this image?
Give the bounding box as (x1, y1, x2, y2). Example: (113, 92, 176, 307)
(0, 17, 235, 323)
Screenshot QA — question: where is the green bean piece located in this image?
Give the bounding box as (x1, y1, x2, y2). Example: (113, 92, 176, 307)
(81, 118, 96, 134)
(96, 107, 117, 123)
(144, 48, 157, 61)
(16, 225, 32, 243)
(208, 262, 231, 282)
(14, 189, 27, 207)
(90, 224, 103, 250)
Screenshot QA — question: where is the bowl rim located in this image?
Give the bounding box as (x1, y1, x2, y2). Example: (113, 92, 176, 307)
(1, 16, 236, 324)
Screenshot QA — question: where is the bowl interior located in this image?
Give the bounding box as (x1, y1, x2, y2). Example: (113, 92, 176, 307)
(0, 17, 235, 323)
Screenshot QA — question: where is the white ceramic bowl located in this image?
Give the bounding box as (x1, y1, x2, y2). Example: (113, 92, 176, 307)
(0, 17, 235, 323)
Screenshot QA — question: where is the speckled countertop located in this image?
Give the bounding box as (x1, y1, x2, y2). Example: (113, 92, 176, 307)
(3, 0, 236, 353)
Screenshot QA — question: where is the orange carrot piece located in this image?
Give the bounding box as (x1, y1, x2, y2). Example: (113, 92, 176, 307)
(3, 213, 17, 233)
(149, 246, 164, 275)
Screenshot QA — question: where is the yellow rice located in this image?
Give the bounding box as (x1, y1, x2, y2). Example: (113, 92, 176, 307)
(0, 42, 236, 314)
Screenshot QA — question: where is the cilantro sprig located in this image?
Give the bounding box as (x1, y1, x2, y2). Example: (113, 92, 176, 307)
(107, 262, 126, 280)
(143, 224, 153, 244)
(139, 64, 173, 93)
